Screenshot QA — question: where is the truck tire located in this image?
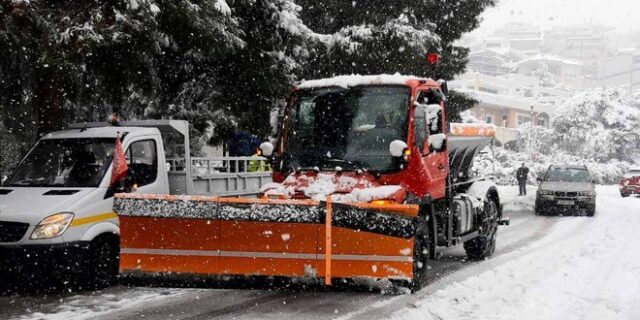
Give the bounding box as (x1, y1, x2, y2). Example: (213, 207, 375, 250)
(587, 207, 596, 217)
(410, 230, 429, 292)
(82, 234, 120, 289)
(394, 219, 429, 292)
(621, 191, 630, 198)
(464, 199, 499, 261)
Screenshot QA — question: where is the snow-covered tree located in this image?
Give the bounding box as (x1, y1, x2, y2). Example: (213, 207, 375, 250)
(297, 0, 495, 121)
(553, 88, 640, 163)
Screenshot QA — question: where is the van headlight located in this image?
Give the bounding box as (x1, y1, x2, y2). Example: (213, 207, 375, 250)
(30, 213, 74, 240)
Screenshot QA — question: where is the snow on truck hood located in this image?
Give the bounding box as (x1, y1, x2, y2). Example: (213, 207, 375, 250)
(0, 187, 96, 225)
(260, 172, 406, 203)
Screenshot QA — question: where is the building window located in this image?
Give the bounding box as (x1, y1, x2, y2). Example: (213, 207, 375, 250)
(486, 116, 493, 124)
(517, 114, 531, 127)
(478, 87, 499, 94)
(537, 117, 547, 127)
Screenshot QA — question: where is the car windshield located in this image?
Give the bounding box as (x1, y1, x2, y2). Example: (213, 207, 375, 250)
(545, 168, 592, 182)
(6, 138, 115, 187)
(284, 86, 410, 172)
(623, 170, 640, 178)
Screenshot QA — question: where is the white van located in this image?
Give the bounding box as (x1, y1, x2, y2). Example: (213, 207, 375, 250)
(0, 120, 271, 288)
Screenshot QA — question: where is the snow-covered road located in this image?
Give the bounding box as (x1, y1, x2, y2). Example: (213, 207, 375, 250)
(2, 185, 638, 320)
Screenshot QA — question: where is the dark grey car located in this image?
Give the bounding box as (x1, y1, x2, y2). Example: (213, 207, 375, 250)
(535, 165, 596, 216)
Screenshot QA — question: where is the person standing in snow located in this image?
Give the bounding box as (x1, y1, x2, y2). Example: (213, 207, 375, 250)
(516, 163, 529, 196)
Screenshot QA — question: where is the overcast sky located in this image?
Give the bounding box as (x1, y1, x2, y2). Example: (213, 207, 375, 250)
(475, 0, 640, 34)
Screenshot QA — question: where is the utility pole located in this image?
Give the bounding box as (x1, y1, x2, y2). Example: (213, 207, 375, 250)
(529, 105, 534, 159)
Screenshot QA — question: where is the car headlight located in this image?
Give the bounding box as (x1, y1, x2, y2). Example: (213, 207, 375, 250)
(578, 191, 593, 196)
(538, 190, 554, 195)
(30, 212, 74, 240)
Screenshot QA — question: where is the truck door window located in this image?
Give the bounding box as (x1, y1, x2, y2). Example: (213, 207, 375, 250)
(126, 140, 158, 187)
(414, 103, 427, 153)
(417, 90, 445, 152)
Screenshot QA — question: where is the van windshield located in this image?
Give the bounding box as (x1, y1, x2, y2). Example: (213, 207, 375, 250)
(6, 138, 115, 187)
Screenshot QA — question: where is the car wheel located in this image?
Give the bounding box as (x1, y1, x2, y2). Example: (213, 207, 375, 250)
(621, 192, 630, 198)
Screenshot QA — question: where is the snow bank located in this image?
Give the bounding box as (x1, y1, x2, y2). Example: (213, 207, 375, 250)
(393, 185, 640, 320)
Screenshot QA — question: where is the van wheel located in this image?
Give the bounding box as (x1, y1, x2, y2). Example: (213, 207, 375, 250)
(464, 199, 498, 261)
(83, 235, 120, 289)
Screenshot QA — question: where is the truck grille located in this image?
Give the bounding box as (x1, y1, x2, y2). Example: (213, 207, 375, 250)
(0, 221, 29, 242)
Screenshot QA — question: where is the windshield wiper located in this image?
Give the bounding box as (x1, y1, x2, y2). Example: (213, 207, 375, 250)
(321, 157, 367, 171)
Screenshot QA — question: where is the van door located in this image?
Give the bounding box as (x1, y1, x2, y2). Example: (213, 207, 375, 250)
(125, 137, 167, 194)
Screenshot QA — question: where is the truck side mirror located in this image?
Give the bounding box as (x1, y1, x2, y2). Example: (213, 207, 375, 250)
(259, 142, 274, 157)
(428, 133, 447, 153)
(389, 140, 408, 158)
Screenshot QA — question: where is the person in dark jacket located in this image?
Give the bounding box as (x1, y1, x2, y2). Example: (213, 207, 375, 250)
(516, 163, 530, 196)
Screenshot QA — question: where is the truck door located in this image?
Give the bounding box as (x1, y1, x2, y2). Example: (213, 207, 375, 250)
(125, 138, 167, 195)
(416, 90, 448, 200)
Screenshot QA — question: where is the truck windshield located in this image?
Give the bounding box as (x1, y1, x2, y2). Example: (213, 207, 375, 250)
(284, 86, 409, 172)
(6, 138, 115, 187)
(544, 168, 592, 183)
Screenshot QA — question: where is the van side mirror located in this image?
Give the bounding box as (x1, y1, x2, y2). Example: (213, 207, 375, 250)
(104, 168, 137, 199)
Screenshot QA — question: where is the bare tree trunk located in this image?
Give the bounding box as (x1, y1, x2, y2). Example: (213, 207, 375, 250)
(35, 68, 64, 136)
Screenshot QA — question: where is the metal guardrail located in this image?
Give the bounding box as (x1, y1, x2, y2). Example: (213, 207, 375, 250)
(166, 156, 272, 197)
(167, 156, 272, 175)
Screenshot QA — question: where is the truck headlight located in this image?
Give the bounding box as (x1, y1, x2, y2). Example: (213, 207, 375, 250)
(30, 213, 74, 240)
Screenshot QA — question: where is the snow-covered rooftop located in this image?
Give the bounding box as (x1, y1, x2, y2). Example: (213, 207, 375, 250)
(297, 74, 430, 89)
(515, 54, 584, 67)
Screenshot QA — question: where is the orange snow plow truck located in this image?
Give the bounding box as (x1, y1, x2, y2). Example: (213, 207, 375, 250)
(115, 75, 508, 291)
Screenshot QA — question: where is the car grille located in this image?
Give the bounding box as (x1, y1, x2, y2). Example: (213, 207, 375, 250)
(0, 221, 29, 242)
(554, 191, 578, 197)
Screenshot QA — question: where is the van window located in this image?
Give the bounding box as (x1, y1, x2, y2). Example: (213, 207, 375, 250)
(126, 140, 158, 187)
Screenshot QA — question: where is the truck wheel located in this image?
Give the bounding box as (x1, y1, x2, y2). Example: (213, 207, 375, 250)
(587, 207, 596, 217)
(621, 192, 630, 198)
(464, 199, 499, 261)
(82, 235, 120, 289)
(410, 231, 429, 292)
(393, 219, 429, 293)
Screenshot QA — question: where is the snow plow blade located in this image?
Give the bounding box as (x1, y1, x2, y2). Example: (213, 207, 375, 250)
(114, 194, 419, 283)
